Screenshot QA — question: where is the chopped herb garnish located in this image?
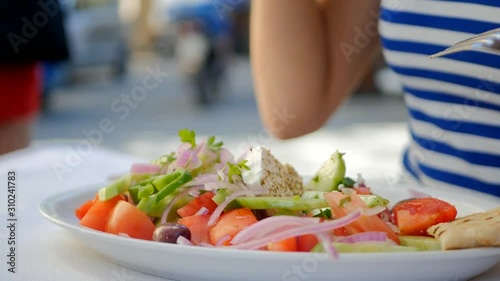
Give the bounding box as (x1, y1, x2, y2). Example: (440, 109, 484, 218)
(179, 129, 196, 148)
(339, 196, 351, 208)
(312, 175, 319, 183)
(166, 152, 176, 163)
(227, 160, 250, 183)
(152, 152, 176, 166)
(207, 136, 223, 152)
(314, 208, 332, 219)
(342, 177, 356, 188)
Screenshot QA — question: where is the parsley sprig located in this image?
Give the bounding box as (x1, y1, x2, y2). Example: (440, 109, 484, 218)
(227, 160, 250, 183)
(179, 129, 196, 148)
(207, 136, 223, 152)
(152, 152, 176, 167)
(341, 177, 356, 188)
(313, 209, 332, 219)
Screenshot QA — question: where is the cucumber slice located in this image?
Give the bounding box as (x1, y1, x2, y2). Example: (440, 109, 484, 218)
(312, 242, 418, 253)
(235, 196, 329, 210)
(399, 235, 442, 251)
(301, 191, 324, 200)
(149, 192, 192, 220)
(360, 195, 390, 208)
(302, 191, 389, 208)
(212, 189, 242, 210)
(213, 189, 230, 205)
(305, 150, 346, 192)
(136, 194, 155, 214)
(128, 186, 140, 203)
(98, 174, 152, 201)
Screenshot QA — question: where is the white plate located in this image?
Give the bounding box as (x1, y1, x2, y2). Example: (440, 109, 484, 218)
(40, 182, 500, 281)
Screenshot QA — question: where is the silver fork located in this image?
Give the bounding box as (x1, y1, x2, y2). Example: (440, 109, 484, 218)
(430, 28, 500, 59)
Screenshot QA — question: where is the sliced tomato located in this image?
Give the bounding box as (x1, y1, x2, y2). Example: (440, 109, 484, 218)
(378, 208, 391, 223)
(105, 201, 156, 240)
(324, 191, 400, 244)
(391, 198, 457, 236)
(75, 193, 102, 220)
(210, 208, 258, 245)
(75, 199, 95, 220)
(79, 195, 124, 232)
(178, 214, 212, 245)
(332, 227, 350, 237)
(297, 234, 319, 252)
(177, 192, 217, 218)
(268, 237, 298, 252)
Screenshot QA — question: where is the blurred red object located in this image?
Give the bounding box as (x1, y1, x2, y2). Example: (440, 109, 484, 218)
(0, 63, 41, 122)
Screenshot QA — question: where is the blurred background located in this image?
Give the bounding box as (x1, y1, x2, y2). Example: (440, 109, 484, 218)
(20, 0, 409, 180)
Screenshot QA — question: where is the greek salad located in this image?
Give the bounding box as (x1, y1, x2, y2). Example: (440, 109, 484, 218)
(75, 129, 459, 259)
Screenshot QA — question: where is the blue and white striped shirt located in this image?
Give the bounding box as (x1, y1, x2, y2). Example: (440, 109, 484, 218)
(379, 0, 500, 196)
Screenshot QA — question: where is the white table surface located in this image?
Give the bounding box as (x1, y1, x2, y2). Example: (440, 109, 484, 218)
(0, 144, 498, 281)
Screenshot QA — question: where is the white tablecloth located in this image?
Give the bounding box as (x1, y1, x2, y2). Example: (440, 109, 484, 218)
(0, 145, 498, 281)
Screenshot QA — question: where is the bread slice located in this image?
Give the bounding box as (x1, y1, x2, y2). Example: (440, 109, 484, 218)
(240, 147, 303, 197)
(427, 207, 500, 250)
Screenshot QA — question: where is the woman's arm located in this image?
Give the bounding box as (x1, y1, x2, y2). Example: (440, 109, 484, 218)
(251, 0, 381, 139)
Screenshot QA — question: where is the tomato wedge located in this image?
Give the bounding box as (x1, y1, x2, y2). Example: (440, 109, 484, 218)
(75, 199, 95, 220)
(106, 201, 156, 240)
(210, 208, 258, 245)
(268, 237, 298, 252)
(75, 193, 101, 220)
(324, 192, 400, 244)
(391, 198, 457, 236)
(177, 192, 218, 218)
(297, 234, 319, 252)
(178, 214, 212, 245)
(79, 195, 124, 231)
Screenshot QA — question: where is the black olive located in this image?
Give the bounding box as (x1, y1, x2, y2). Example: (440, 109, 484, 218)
(153, 223, 191, 244)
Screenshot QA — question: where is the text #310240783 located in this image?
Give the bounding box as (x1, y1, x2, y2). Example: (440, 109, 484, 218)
(6, 171, 17, 274)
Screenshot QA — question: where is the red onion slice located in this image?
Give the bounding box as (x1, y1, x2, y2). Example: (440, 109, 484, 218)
(118, 233, 131, 238)
(130, 163, 160, 174)
(188, 190, 201, 198)
(215, 234, 232, 247)
(360, 206, 386, 216)
(339, 187, 355, 196)
(160, 185, 205, 224)
(124, 192, 135, 205)
(176, 236, 193, 246)
(217, 168, 229, 182)
(204, 181, 243, 191)
(339, 231, 388, 244)
(174, 148, 202, 170)
(177, 142, 192, 154)
(195, 207, 209, 216)
(208, 189, 268, 227)
(316, 232, 338, 259)
(231, 216, 320, 244)
(229, 211, 361, 252)
(218, 148, 234, 164)
(186, 174, 219, 186)
(356, 173, 366, 187)
(386, 221, 400, 234)
(196, 142, 218, 165)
